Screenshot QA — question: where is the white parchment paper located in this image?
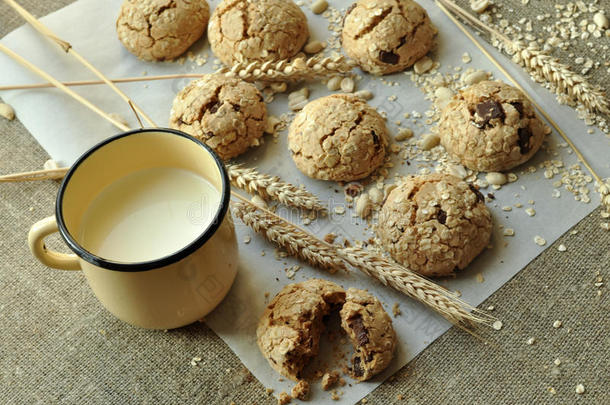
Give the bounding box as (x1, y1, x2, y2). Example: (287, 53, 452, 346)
(1, 0, 608, 403)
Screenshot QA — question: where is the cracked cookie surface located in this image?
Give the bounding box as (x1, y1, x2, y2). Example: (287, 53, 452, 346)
(439, 80, 550, 172)
(377, 173, 492, 277)
(208, 0, 309, 65)
(341, 0, 436, 75)
(256, 279, 346, 381)
(288, 94, 389, 182)
(116, 0, 210, 61)
(340, 288, 396, 381)
(169, 73, 267, 160)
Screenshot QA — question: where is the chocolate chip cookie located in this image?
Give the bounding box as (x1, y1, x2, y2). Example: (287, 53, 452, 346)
(340, 288, 397, 381)
(208, 0, 309, 66)
(376, 173, 492, 277)
(438, 80, 550, 172)
(116, 0, 210, 61)
(342, 0, 437, 75)
(256, 279, 346, 381)
(169, 73, 267, 160)
(288, 94, 389, 182)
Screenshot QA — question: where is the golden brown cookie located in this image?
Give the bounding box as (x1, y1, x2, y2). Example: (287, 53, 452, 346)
(288, 94, 389, 182)
(341, 0, 437, 75)
(376, 173, 492, 277)
(256, 279, 346, 381)
(438, 80, 550, 172)
(116, 0, 210, 61)
(340, 288, 397, 381)
(169, 73, 267, 160)
(207, 0, 309, 66)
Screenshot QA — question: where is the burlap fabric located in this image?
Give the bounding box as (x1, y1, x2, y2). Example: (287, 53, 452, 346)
(1, 1, 608, 403)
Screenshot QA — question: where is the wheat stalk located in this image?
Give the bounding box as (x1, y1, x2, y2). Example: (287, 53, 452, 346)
(337, 246, 492, 327)
(227, 164, 326, 212)
(231, 193, 493, 328)
(217, 54, 355, 82)
(232, 202, 344, 273)
(437, 0, 609, 116)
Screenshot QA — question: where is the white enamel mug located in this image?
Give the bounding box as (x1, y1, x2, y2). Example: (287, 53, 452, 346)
(28, 129, 238, 329)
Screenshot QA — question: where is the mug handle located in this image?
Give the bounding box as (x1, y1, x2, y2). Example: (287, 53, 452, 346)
(28, 216, 81, 270)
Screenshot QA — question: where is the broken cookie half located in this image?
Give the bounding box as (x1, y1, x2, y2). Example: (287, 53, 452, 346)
(340, 288, 397, 381)
(256, 279, 397, 383)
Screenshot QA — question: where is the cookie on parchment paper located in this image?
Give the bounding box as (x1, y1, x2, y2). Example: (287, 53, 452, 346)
(208, 0, 309, 66)
(376, 173, 492, 277)
(342, 0, 437, 75)
(288, 94, 389, 182)
(340, 288, 397, 381)
(116, 0, 210, 61)
(438, 80, 550, 172)
(169, 73, 267, 160)
(256, 279, 346, 381)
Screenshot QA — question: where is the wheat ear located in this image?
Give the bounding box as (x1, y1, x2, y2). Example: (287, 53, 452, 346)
(437, 0, 609, 116)
(217, 54, 355, 83)
(232, 202, 345, 273)
(231, 193, 492, 328)
(227, 164, 326, 212)
(337, 247, 493, 327)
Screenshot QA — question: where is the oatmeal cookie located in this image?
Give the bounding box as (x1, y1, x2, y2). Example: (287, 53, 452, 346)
(438, 80, 550, 172)
(116, 0, 210, 61)
(208, 0, 309, 66)
(288, 94, 389, 182)
(169, 73, 267, 160)
(256, 279, 346, 381)
(377, 173, 492, 277)
(341, 0, 437, 75)
(340, 288, 397, 381)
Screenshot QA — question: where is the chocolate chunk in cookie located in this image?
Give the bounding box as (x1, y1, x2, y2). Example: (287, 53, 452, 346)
(340, 288, 397, 381)
(379, 50, 399, 65)
(474, 99, 505, 127)
(517, 127, 532, 154)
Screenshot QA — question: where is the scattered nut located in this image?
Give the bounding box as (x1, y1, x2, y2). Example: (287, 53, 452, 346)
(310, 0, 328, 15)
(326, 76, 342, 91)
(420, 133, 440, 150)
(413, 56, 433, 74)
(395, 128, 414, 141)
(470, 0, 490, 14)
(463, 70, 488, 85)
(43, 159, 59, 171)
(340, 77, 355, 93)
(593, 12, 609, 29)
(0, 102, 15, 121)
(356, 194, 371, 218)
(304, 40, 325, 54)
(485, 172, 507, 186)
(354, 90, 373, 100)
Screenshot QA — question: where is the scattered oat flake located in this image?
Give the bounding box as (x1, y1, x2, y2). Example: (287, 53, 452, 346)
(575, 384, 585, 394)
(476, 273, 485, 283)
(534, 235, 546, 246)
(487, 305, 495, 311)
(526, 337, 535, 345)
(244, 236, 251, 244)
(503, 228, 515, 236)
(557, 244, 566, 252)
(553, 320, 562, 328)
(334, 206, 346, 215)
(492, 320, 503, 330)
(553, 358, 561, 366)
(525, 208, 536, 216)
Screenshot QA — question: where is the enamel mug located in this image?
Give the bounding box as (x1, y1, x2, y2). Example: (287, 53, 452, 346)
(28, 129, 238, 329)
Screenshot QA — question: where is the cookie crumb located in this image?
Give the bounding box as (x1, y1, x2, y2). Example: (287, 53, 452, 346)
(392, 303, 401, 317)
(291, 380, 310, 400)
(324, 233, 337, 244)
(397, 393, 405, 400)
(266, 388, 274, 395)
(277, 391, 291, 405)
(321, 371, 340, 391)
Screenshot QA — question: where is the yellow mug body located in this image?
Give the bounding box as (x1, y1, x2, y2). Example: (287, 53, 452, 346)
(28, 129, 238, 329)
